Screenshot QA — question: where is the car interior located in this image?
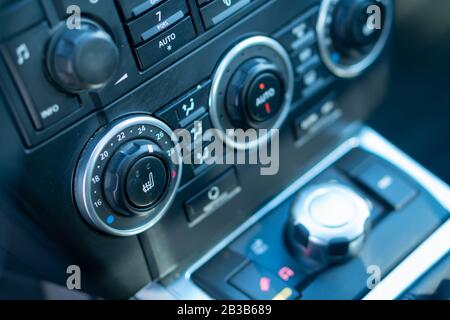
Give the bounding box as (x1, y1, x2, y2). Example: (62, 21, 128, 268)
(0, 0, 449, 300)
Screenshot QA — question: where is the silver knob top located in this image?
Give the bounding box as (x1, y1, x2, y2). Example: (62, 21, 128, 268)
(287, 183, 371, 268)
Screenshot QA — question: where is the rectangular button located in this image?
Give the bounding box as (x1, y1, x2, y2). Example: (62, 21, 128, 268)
(135, 17, 196, 70)
(229, 262, 299, 300)
(177, 82, 211, 127)
(275, 6, 319, 52)
(126, 0, 189, 45)
(291, 45, 321, 77)
(191, 141, 217, 174)
(1, 22, 80, 130)
(185, 168, 241, 222)
(197, 0, 213, 6)
(156, 81, 210, 129)
(300, 65, 333, 99)
(200, 0, 251, 29)
(351, 161, 418, 211)
(184, 113, 212, 152)
(292, 98, 337, 138)
(117, 0, 167, 21)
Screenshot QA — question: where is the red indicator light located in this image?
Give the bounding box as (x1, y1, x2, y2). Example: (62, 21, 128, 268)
(259, 83, 266, 90)
(259, 277, 271, 292)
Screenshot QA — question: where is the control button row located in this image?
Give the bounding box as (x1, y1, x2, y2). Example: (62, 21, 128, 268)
(193, 248, 300, 300)
(274, 6, 334, 104)
(156, 80, 215, 185)
(275, 6, 319, 53)
(180, 114, 217, 184)
(229, 262, 300, 300)
(200, 0, 252, 30)
(135, 17, 196, 70)
(292, 98, 340, 141)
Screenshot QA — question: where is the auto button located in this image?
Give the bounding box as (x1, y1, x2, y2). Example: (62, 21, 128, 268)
(246, 72, 283, 123)
(135, 17, 196, 70)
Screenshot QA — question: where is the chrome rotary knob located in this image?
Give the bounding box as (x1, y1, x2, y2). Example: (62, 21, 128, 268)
(74, 116, 182, 237)
(317, 0, 393, 78)
(286, 183, 371, 269)
(47, 19, 119, 93)
(209, 36, 294, 150)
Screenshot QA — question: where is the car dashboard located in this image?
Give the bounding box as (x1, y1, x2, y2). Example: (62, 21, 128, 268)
(0, 0, 449, 301)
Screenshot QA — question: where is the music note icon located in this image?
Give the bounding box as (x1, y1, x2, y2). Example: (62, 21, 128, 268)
(16, 43, 30, 66)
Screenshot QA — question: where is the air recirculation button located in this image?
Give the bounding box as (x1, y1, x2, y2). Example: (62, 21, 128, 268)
(74, 116, 182, 237)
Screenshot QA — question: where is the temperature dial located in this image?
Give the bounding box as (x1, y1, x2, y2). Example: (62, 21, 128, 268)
(210, 36, 294, 150)
(74, 116, 182, 236)
(316, 0, 393, 78)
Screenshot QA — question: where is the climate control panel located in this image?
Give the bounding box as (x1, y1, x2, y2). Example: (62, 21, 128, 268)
(0, 0, 399, 298)
(74, 116, 182, 236)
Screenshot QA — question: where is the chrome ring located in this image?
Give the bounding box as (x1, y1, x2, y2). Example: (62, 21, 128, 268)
(74, 115, 182, 237)
(316, 0, 393, 78)
(209, 36, 294, 150)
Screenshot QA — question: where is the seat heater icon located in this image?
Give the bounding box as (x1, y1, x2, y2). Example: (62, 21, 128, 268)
(142, 172, 155, 193)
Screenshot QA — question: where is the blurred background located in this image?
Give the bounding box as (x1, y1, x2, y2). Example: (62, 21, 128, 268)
(369, 0, 450, 183)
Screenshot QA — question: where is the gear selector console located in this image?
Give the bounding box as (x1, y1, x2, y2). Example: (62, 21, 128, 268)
(187, 133, 449, 300)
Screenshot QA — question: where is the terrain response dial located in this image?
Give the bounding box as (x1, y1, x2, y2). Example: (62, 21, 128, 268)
(286, 183, 371, 269)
